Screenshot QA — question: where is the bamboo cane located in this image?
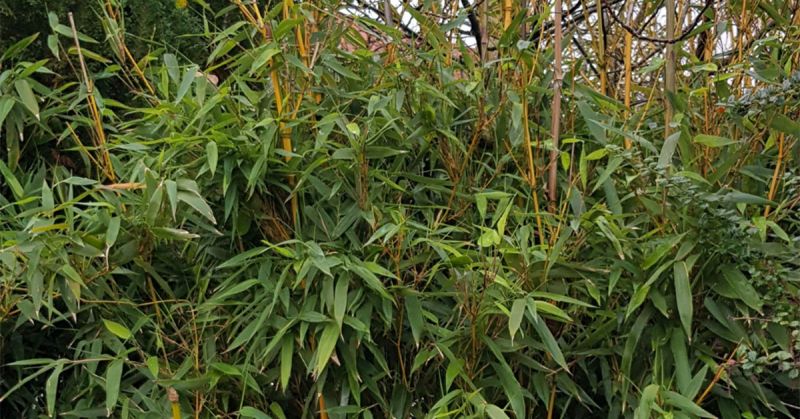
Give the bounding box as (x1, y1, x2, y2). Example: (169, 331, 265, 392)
(239, 0, 298, 227)
(68, 12, 115, 182)
(548, 0, 564, 209)
(664, 0, 677, 139)
(622, 1, 633, 149)
(503, 0, 512, 29)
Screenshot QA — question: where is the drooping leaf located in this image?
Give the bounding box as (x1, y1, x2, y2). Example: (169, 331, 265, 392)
(105, 359, 124, 415)
(673, 261, 693, 340)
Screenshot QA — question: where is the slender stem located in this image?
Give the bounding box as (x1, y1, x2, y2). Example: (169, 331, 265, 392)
(523, 80, 545, 248)
(623, 0, 634, 149)
(664, 0, 676, 139)
(696, 346, 740, 405)
(546, 382, 557, 419)
(548, 0, 564, 209)
(764, 133, 785, 217)
(318, 392, 329, 419)
(168, 388, 181, 419)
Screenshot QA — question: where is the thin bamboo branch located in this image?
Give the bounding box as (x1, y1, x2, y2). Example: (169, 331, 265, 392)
(696, 345, 740, 405)
(548, 0, 564, 209)
(664, 0, 677, 139)
(623, 0, 634, 149)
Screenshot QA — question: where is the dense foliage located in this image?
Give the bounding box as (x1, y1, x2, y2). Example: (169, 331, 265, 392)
(1, 0, 798, 418)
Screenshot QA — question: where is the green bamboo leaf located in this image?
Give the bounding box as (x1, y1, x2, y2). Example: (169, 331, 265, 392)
(151, 227, 200, 240)
(496, 199, 513, 237)
(673, 261, 693, 340)
(508, 298, 526, 341)
(206, 141, 218, 176)
(350, 265, 391, 299)
(405, 295, 424, 345)
(146, 356, 159, 378)
(485, 404, 510, 419)
(41, 180, 53, 211)
(250, 46, 281, 74)
(105, 217, 121, 247)
(530, 292, 594, 307)
(719, 265, 763, 311)
(210, 362, 241, 376)
(105, 359, 124, 416)
(487, 353, 525, 417)
(363, 261, 397, 279)
(175, 66, 196, 102)
(642, 235, 683, 270)
(721, 190, 774, 205)
(1, 33, 39, 61)
(590, 156, 623, 194)
(45, 360, 64, 417)
(240, 407, 271, 419)
(14, 79, 39, 120)
(334, 276, 348, 328)
(103, 319, 132, 340)
(670, 328, 691, 394)
(214, 280, 261, 302)
(217, 247, 269, 269)
(685, 365, 709, 400)
(531, 315, 568, 371)
(662, 390, 714, 417)
(622, 308, 652, 406)
(769, 113, 800, 138)
(239, 407, 271, 419)
(625, 284, 650, 320)
(0, 159, 24, 199)
(658, 131, 681, 168)
(178, 191, 217, 224)
(585, 148, 608, 160)
(269, 403, 287, 419)
(535, 301, 572, 322)
(280, 336, 293, 392)
(693, 134, 736, 147)
(60, 265, 82, 283)
(0, 96, 14, 127)
(634, 384, 660, 419)
(314, 322, 340, 376)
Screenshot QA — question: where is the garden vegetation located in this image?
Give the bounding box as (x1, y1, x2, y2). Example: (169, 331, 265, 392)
(0, 0, 798, 417)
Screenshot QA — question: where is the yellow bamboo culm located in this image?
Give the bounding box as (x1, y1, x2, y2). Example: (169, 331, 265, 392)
(503, 0, 512, 29)
(286, 0, 308, 66)
(764, 133, 785, 217)
(695, 346, 739, 405)
(68, 12, 116, 182)
(623, 30, 632, 149)
(546, 382, 557, 419)
(318, 392, 329, 419)
(168, 388, 181, 419)
(104, 1, 156, 97)
(240, 0, 298, 227)
(522, 86, 545, 247)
